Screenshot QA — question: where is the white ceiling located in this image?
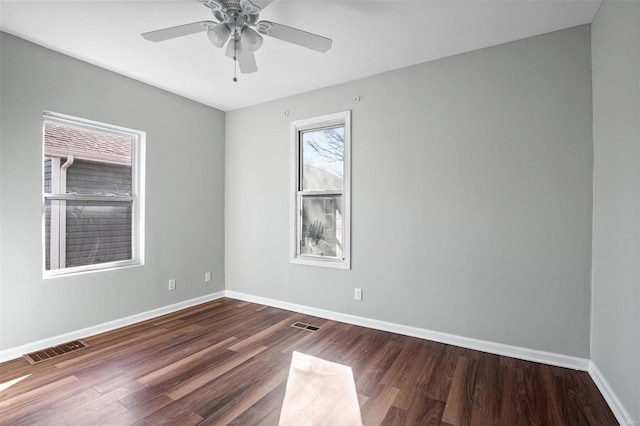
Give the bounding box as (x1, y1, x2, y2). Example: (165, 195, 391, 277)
(0, 0, 601, 111)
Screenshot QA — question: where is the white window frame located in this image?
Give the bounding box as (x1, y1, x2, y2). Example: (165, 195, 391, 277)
(290, 110, 351, 269)
(43, 111, 146, 278)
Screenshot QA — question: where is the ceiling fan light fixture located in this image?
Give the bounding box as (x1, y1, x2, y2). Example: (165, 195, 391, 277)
(241, 27, 263, 51)
(207, 23, 231, 48)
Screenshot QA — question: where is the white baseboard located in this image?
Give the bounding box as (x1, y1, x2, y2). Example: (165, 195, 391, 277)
(0, 291, 225, 363)
(224, 290, 591, 371)
(589, 361, 638, 426)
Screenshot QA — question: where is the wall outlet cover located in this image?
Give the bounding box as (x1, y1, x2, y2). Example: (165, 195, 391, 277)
(354, 288, 362, 301)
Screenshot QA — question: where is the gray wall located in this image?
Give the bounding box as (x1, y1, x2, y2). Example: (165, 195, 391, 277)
(226, 26, 594, 357)
(0, 33, 225, 350)
(591, 0, 640, 421)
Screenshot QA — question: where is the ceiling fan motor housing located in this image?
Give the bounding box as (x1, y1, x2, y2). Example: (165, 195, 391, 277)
(212, 1, 258, 28)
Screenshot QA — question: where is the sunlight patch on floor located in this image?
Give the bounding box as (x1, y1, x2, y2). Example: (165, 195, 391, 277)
(0, 374, 31, 393)
(279, 351, 362, 426)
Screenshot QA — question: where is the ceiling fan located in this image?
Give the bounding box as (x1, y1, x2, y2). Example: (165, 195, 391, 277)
(141, 0, 332, 79)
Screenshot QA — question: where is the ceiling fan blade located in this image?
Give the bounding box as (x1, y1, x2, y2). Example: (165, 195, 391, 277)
(201, 0, 223, 11)
(224, 38, 258, 73)
(256, 21, 331, 53)
(240, 0, 274, 14)
(237, 41, 258, 73)
(142, 21, 215, 42)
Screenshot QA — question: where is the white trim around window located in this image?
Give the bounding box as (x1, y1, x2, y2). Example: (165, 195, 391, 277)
(290, 110, 351, 269)
(42, 111, 146, 278)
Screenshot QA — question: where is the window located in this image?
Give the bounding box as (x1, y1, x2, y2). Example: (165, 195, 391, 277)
(43, 112, 145, 276)
(291, 111, 351, 269)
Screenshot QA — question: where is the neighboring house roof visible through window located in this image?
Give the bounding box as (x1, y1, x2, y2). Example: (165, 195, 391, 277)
(44, 121, 132, 166)
(303, 165, 343, 191)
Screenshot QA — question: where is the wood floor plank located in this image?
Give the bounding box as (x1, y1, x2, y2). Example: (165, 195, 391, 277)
(140, 403, 205, 426)
(253, 325, 326, 356)
(0, 366, 72, 403)
(337, 327, 391, 374)
(360, 385, 400, 425)
(90, 365, 144, 395)
(0, 375, 79, 423)
(380, 337, 425, 387)
(425, 345, 461, 402)
(406, 396, 446, 426)
(224, 308, 298, 344)
(198, 364, 288, 425)
(49, 380, 146, 426)
(192, 353, 292, 418)
(290, 321, 355, 360)
(279, 320, 335, 354)
(0, 298, 617, 426)
(115, 392, 174, 424)
(498, 362, 519, 426)
(75, 401, 131, 425)
(54, 326, 172, 369)
(113, 324, 205, 370)
(513, 360, 547, 425)
(256, 407, 281, 426)
(356, 339, 404, 398)
(12, 386, 102, 425)
(441, 355, 478, 426)
(391, 341, 440, 410)
(380, 405, 409, 425)
(165, 345, 268, 400)
(470, 352, 502, 426)
(578, 371, 619, 425)
(137, 336, 237, 385)
(227, 315, 302, 352)
(538, 364, 566, 426)
(226, 381, 288, 425)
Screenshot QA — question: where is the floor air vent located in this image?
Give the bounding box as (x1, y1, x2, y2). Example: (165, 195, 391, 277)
(291, 322, 321, 332)
(23, 340, 90, 364)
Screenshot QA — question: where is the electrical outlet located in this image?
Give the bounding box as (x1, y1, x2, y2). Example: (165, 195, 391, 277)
(205, 272, 212, 283)
(354, 288, 362, 301)
(168, 279, 176, 291)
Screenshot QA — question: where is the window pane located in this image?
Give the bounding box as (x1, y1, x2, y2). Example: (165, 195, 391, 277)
(301, 126, 344, 191)
(66, 160, 132, 196)
(45, 199, 52, 270)
(301, 195, 343, 258)
(44, 121, 133, 196)
(45, 199, 133, 270)
(44, 158, 52, 193)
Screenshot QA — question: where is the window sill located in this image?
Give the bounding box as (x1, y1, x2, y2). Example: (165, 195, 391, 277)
(44, 260, 143, 279)
(291, 257, 350, 270)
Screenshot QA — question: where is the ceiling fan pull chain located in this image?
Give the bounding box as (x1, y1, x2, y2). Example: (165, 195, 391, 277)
(233, 16, 238, 82)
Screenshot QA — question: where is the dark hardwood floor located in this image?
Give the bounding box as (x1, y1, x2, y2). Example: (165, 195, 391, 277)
(0, 298, 617, 425)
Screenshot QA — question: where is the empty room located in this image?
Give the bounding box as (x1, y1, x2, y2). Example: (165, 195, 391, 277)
(0, 0, 638, 424)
